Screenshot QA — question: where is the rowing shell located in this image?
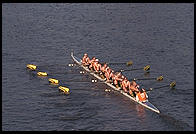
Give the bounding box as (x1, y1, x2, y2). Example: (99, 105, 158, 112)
(71, 52, 160, 114)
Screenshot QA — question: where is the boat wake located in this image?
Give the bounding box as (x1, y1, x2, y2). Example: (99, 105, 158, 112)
(159, 113, 193, 131)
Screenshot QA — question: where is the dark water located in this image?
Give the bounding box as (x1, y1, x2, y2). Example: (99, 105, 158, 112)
(2, 3, 194, 131)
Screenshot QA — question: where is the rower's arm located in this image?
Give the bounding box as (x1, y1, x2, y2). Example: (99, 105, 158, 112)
(146, 93, 148, 99)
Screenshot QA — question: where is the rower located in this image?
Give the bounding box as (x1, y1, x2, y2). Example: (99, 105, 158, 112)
(89, 57, 96, 71)
(126, 80, 136, 97)
(129, 80, 140, 97)
(82, 53, 90, 67)
(93, 59, 102, 73)
(113, 72, 123, 89)
(105, 68, 114, 83)
(100, 63, 107, 79)
(121, 77, 129, 93)
(136, 88, 148, 103)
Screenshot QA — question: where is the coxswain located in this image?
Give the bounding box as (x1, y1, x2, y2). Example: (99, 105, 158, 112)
(136, 88, 148, 102)
(89, 57, 96, 71)
(82, 53, 90, 67)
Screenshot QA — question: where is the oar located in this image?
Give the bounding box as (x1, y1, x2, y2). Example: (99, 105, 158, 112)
(107, 60, 133, 66)
(147, 81, 176, 91)
(120, 65, 150, 72)
(134, 76, 163, 81)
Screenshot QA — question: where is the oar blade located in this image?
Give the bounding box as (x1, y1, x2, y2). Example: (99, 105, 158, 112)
(126, 60, 133, 66)
(144, 65, 150, 71)
(170, 81, 176, 88)
(156, 76, 163, 81)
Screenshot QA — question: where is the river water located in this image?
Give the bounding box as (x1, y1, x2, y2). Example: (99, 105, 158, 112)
(2, 3, 194, 131)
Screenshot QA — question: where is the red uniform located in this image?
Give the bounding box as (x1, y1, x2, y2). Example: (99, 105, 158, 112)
(136, 89, 148, 102)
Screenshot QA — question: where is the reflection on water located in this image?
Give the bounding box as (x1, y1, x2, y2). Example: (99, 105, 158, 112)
(136, 104, 146, 119)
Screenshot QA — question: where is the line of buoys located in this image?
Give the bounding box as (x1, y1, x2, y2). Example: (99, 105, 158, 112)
(26, 64, 70, 94)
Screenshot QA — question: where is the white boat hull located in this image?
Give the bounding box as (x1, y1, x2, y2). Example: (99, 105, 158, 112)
(71, 52, 160, 114)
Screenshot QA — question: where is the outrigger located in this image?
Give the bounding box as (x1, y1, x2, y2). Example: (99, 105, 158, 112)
(71, 52, 160, 114)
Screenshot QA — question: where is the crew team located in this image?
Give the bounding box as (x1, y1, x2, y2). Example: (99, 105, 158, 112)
(82, 53, 148, 102)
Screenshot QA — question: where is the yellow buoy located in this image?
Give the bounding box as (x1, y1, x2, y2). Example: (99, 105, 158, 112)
(157, 76, 163, 81)
(37, 72, 48, 76)
(27, 64, 37, 70)
(58, 86, 69, 93)
(48, 78, 59, 84)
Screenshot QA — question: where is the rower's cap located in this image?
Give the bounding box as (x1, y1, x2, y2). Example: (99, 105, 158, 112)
(84, 53, 88, 56)
(95, 59, 99, 62)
